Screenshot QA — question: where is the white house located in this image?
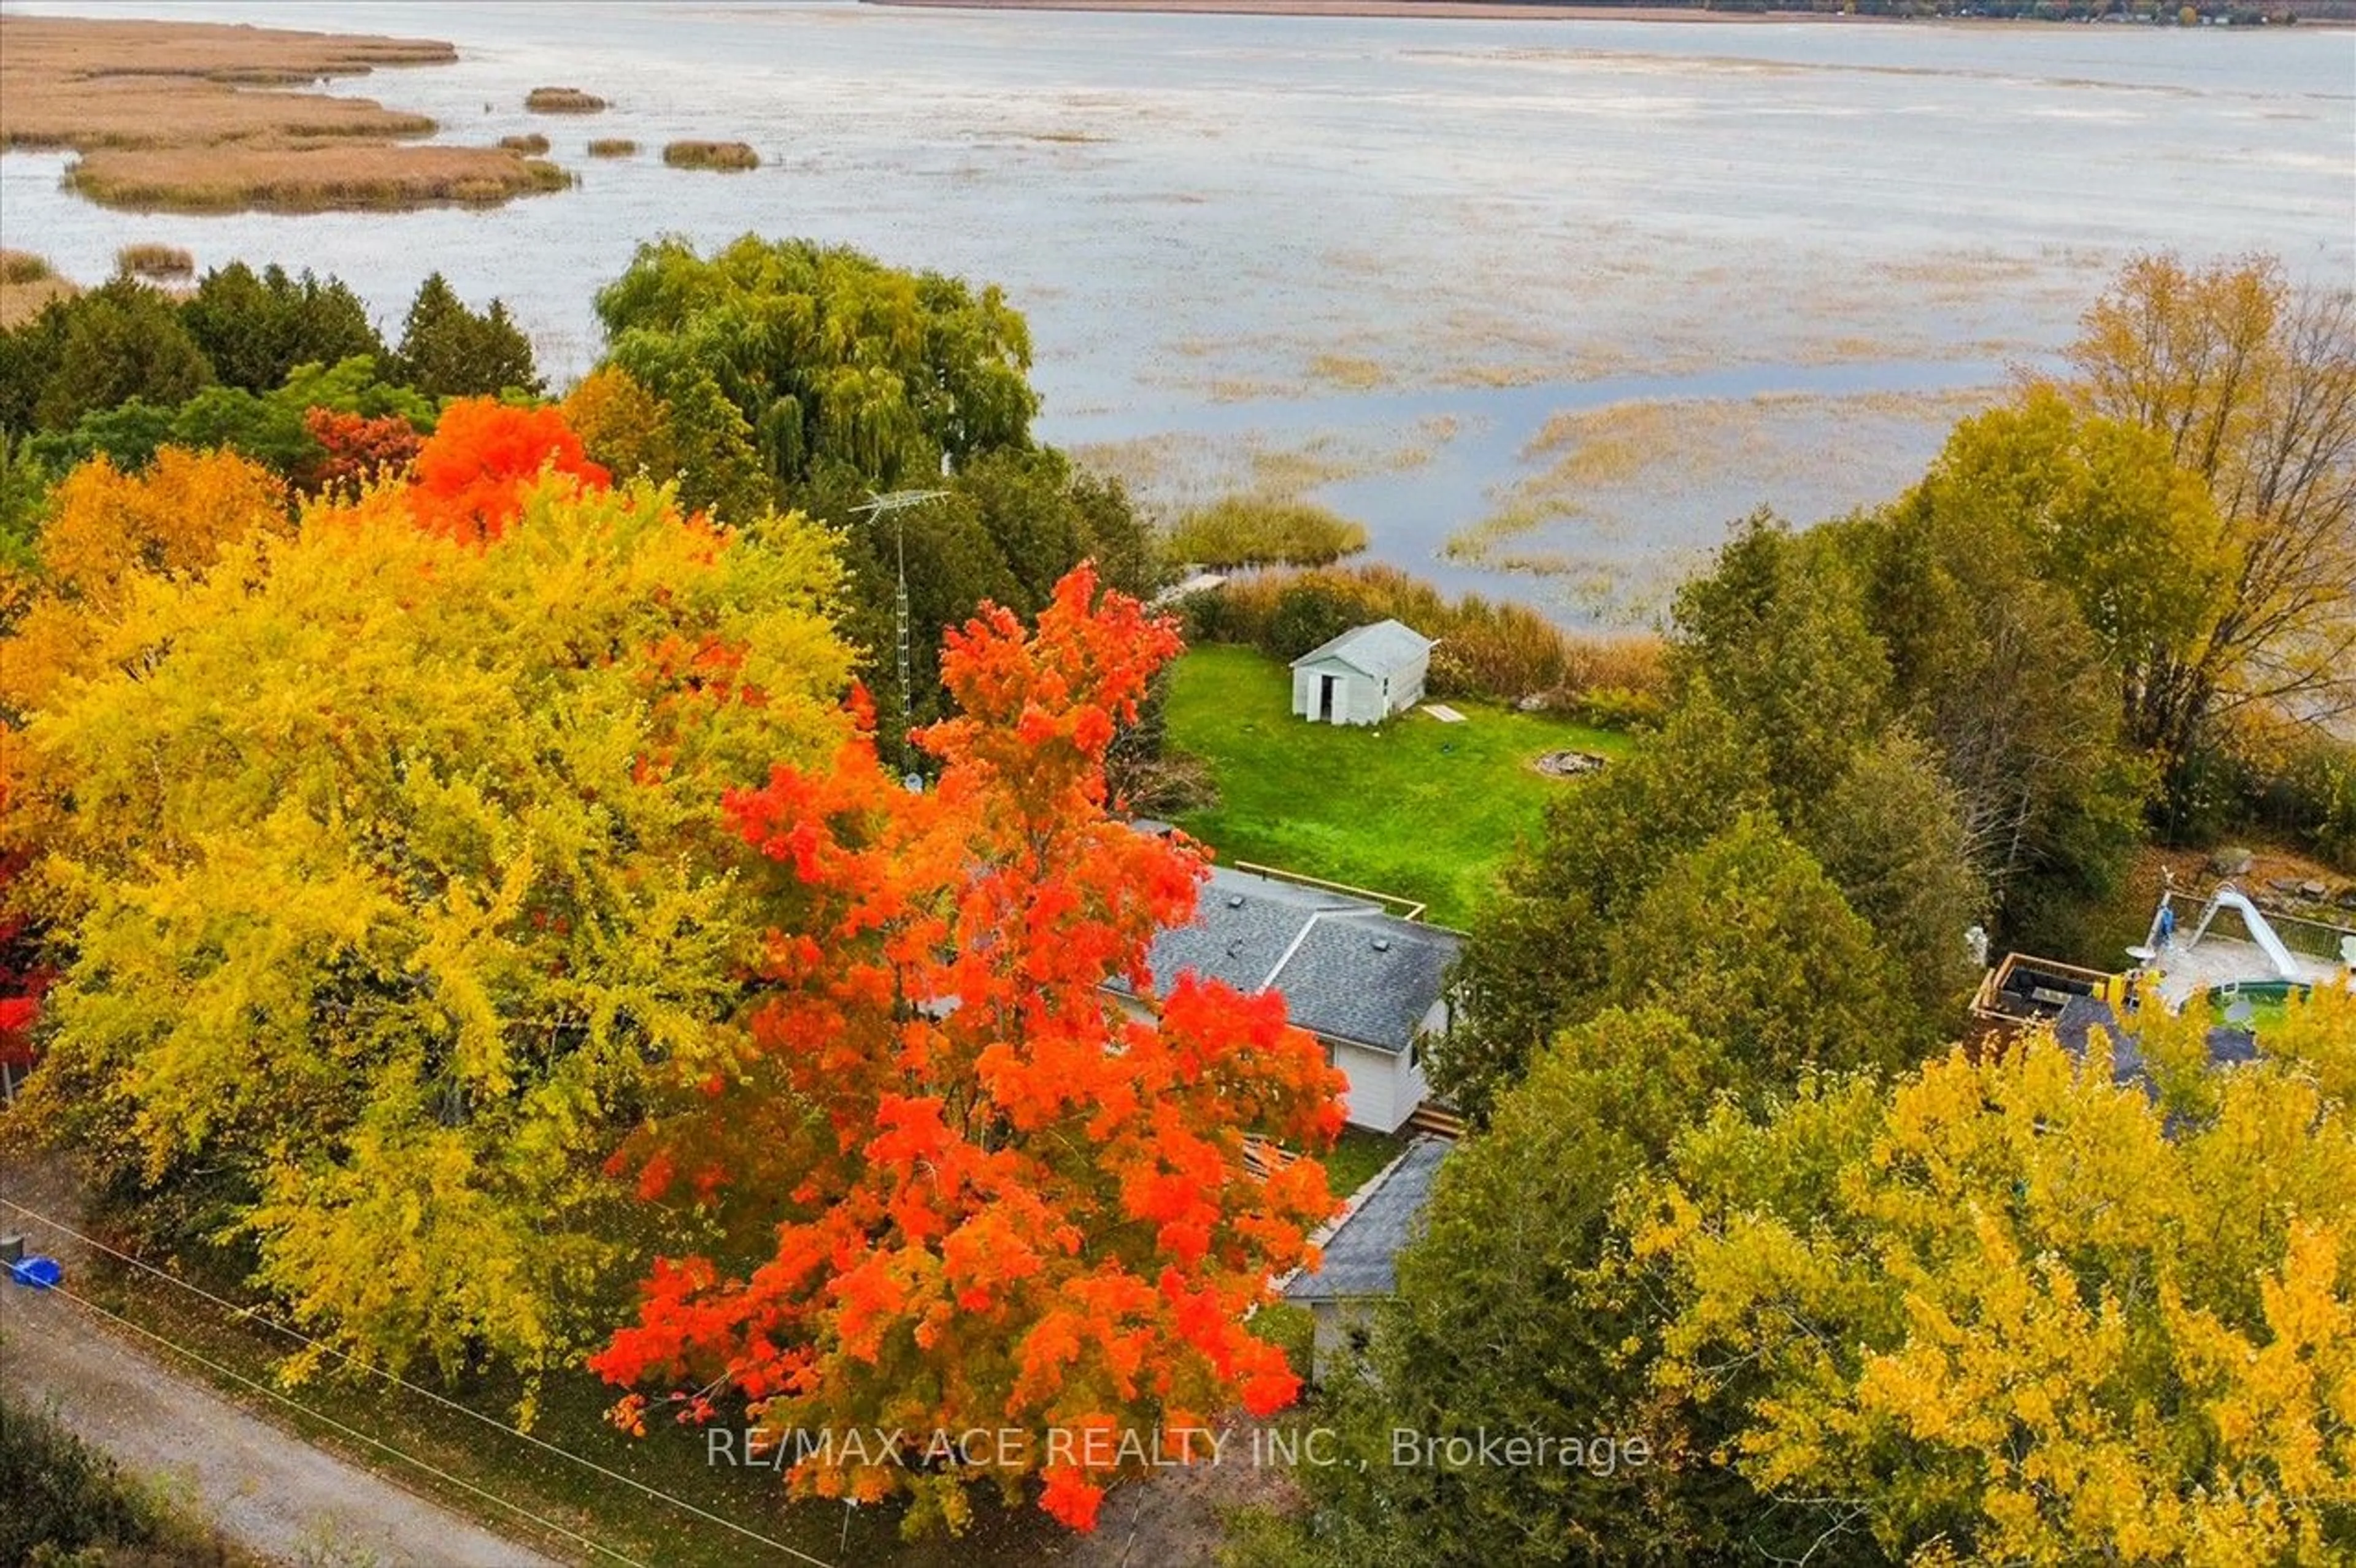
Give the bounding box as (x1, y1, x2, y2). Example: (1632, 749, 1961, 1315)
(1282, 1136, 1449, 1378)
(1290, 620, 1433, 726)
(1106, 860, 1460, 1133)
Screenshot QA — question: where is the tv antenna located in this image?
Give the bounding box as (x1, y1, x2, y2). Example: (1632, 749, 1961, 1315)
(849, 490, 949, 744)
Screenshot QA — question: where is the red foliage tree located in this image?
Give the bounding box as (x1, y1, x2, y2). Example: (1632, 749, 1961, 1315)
(592, 565, 1345, 1535)
(0, 772, 49, 1074)
(407, 399, 608, 543)
(301, 407, 424, 494)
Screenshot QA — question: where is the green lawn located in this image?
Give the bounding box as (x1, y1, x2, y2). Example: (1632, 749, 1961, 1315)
(1320, 1126, 1411, 1201)
(1165, 645, 1630, 928)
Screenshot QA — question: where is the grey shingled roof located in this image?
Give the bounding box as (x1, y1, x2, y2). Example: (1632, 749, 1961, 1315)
(1277, 912, 1458, 1052)
(1284, 1136, 1450, 1302)
(2054, 993, 2261, 1099)
(1111, 866, 1460, 1054)
(1288, 619, 1433, 680)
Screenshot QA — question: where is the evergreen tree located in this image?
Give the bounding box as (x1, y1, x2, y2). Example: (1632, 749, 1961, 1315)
(31, 281, 212, 431)
(180, 262, 385, 393)
(393, 272, 541, 399)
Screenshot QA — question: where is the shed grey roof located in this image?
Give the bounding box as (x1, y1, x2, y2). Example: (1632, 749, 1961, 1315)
(1110, 865, 1461, 1054)
(1284, 1136, 1450, 1302)
(1288, 619, 1433, 680)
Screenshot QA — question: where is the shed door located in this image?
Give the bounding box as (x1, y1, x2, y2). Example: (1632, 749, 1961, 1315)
(1318, 673, 1339, 722)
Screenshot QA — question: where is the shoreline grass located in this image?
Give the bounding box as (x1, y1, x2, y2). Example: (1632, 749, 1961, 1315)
(1, 249, 56, 285)
(0, 249, 77, 327)
(1166, 645, 1631, 926)
(662, 139, 760, 171)
(526, 85, 608, 113)
(497, 131, 550, 154)
(587, 137, 639, 158)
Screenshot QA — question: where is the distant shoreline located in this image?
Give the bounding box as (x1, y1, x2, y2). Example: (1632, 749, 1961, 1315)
(865, 0, 1882, 22)
(864, 0, 2349, 21)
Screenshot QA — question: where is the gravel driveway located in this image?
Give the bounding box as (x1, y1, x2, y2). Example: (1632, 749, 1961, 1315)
(1, 1174, 564, 1567)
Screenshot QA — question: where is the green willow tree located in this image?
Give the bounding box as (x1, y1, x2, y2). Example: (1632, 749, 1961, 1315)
(590, 236, 1155, 758)
(595, 234, 1039, 496)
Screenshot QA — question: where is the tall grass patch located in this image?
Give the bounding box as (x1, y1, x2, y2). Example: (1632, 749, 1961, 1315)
(1184, 561, 1665, 712)
(525, 85, 607, 113)
(0, 250, 75, 326)
(663, 139, 759, 171)
(115, 242, 195, 280)
(1165, 495, 1366, 569)
(67, 144, 572, 213)
(1, 1393, 260, 1566)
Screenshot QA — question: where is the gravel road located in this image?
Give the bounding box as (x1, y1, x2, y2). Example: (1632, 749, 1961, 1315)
(1, 1181, 565, 1566)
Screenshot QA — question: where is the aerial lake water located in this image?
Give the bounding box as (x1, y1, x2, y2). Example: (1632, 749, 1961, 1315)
(4, 0, 2350, 619)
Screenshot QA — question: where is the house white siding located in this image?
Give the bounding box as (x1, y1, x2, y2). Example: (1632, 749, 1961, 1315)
(1333, 1039, 1420, 1133)
(1115, 991, 1417, 1134)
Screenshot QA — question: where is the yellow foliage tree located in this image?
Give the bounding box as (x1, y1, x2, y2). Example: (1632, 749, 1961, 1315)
(2057, 253, 2356, 758)
(560, 364, 680, 490)
(0, 448, 289, 717)
(1633, 995, 2356, 1566)
(10, 468, 853, 1409)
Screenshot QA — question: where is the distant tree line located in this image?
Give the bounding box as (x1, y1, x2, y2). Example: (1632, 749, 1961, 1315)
(0, 237, 1164, 771)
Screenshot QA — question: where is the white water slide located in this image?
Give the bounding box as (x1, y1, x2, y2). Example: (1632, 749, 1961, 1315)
(2191, 884, 2304, 982)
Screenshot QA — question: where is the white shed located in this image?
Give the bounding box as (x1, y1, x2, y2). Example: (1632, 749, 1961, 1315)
(1290, 620, 1433, 726)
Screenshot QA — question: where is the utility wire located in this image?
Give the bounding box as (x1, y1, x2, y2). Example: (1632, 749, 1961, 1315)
(28, 1277, 644, 1567)
(0, 1196, 837, 1568)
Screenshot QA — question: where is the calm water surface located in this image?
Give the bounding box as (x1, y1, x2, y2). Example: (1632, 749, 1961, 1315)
(4, 0, 2349, 617)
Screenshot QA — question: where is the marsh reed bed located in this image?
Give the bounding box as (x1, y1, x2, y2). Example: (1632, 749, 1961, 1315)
(526, 86, 608, 113)
(663, 140, 760, 171)
(114, 243, 194, 280)
(0, 15, 568, 214)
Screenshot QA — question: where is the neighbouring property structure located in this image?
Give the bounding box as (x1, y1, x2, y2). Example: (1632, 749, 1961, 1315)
(1290, 619, 1433, 726)
(1108, 854, 1461, 1133)
(1973, 878, 2356, 1087)
(1282, 1135, 1449, 1377)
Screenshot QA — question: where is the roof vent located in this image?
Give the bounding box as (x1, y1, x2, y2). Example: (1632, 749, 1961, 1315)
(1226, 939, 1245, 958)
(1226, 894, 1245, 909)
(1371, 937, 1392, 953)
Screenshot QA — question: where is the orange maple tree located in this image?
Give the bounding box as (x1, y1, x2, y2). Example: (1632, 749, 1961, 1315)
(407, 398, 608, 542)
(591, 565, 1345, 1535)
